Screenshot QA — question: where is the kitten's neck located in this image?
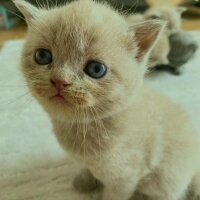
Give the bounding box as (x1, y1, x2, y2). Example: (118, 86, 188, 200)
(52, 112, 121, 158)
(51, 88, 146, 158)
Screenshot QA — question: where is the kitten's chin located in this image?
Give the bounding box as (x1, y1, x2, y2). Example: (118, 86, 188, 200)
(49, 96, 91, 108)
(35, 93, 95, 115)
(50, 94, 69, 104)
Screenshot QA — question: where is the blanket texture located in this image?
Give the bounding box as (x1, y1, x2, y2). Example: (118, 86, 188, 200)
(0, 32, 199, 200)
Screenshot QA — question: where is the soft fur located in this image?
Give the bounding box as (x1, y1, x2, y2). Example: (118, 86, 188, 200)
(127, 14, 170, 68)
(167, 31, 198, 75)
(144, 6, 186, 69)
(154, 31, 198, 75)
(144, 6, 187, 35)
(149, 32, 169, 68)
(144, 6, 186, 36)
(14, 0, 200, 200)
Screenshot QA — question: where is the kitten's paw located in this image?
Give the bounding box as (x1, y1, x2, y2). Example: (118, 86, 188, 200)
(170, 67, 184, 76)
(73, 169, 103, 193)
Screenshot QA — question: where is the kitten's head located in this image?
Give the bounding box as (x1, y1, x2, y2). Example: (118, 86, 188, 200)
(145, 6, 186, 35)
(14, 0, 164, 120)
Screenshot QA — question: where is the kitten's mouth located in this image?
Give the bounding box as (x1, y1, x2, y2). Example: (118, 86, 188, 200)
(51, 93, 66, 102)
(50, 93, 86, 106)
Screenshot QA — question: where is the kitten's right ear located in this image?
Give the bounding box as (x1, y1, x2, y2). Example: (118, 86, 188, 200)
(13, 0, 39, 24)
(176, 6, 187, 14)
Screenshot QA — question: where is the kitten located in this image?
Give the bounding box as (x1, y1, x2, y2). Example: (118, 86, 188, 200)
(127, 14, 144, 24)
(144, 6, 186, 36)
(127, 14, 170, 68)
(14, 0, 200, 200)
(144, 6, 186, 70)
(154, 31, 198, 75)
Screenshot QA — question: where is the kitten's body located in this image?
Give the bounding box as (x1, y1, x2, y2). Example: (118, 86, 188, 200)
(144, 6, 186, 69)
(152, 32, 198, 75)
(14, 0, 200, 200)
(54, 87, 200, 199)
(167, 31, 198, 75)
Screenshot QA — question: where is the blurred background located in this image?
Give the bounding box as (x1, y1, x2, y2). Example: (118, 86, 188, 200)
(0, 0, 200, 47)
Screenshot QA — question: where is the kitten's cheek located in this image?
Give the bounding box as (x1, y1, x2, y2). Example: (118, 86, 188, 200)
(85, 94, 95, 107)
(73, 94, 95, 107)
(33, 88, 51, 99)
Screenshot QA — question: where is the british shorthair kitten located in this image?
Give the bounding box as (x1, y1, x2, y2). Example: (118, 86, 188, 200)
(144, 6, 186, 69)
(144, 5, 186, 36)
(14, 0, 200, 200)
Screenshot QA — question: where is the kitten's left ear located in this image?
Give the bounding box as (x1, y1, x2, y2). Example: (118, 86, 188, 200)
(13, 0, 40, 24)
(176, 6, 187, 14)
(130, 20, 166, 62)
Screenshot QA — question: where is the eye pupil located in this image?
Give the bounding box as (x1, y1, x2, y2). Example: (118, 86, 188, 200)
(150, 15, 160, 19)
(39, 51, 46, 59)
(34, 48, 52, 65)
(94, 65, 101, 73)
(84, 61, 107, 79)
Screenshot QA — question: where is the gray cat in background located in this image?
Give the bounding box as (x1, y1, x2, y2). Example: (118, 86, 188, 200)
(155, 32, 198, 75)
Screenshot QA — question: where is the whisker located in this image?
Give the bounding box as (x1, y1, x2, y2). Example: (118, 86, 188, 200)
(83, 110, 87, 160)
(76, 107, 82, 155)
(122, 0, 139, 16)
(45, 0, 50, 10)
(0, 92, 32, 112)
(7, 9, 26, 22)
(92, 106, 110, 140)
(72, 106, 79, 152)
(35, 0, 43, 9)
(90, 107, 102, 159)
(0, 85, 28, 88)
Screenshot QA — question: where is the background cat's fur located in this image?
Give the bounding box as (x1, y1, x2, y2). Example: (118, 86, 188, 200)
(144, 6, 187, 35)
(154, 31, 198, 75)
(14, 0, 200, 200)
(144, 5, 186, 69)
(167, 31, 198, 74)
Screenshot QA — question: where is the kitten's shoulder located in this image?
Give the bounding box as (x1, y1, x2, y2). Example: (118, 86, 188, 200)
(138, 86, 190, 127)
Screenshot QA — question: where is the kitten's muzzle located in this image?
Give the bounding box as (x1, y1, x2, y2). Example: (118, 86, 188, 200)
(50, 78, 72, 93)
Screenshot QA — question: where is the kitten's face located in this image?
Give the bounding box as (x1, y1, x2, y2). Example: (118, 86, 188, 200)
(145, 6, 186, 35)
(15, 0, 163, 120)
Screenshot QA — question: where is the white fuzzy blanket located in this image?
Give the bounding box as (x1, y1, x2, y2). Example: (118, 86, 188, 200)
(0, 32, 199, 200)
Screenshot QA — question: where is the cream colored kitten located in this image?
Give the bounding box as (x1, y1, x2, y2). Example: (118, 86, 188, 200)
(144, 6, 186, 36)
(144, 6, 186, 68)
(127, 14, 170, 68)
(14, 0, 200, 200)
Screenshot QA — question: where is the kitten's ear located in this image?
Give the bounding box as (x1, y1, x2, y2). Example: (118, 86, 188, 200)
(176, 6, 187, 14)
(130, 20, 166, 62)
(13, 0, 39, 24)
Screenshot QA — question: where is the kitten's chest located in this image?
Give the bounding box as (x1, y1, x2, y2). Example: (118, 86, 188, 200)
(52, 118, 116, 156)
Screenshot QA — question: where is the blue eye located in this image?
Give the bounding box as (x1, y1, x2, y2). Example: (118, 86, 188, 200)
(34, 49, 52, 65)
(84, 61, 107, 79)
(150, 15, 160, 19)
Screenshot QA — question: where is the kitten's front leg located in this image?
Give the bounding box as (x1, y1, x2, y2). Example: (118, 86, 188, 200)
(102, 178, 138, 200)
(73, 169, 103, 193)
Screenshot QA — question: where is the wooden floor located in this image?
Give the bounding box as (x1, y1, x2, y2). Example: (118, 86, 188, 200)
(182, 19, 200, 31)
(0, 0, 200, 47)
(0, 19, 200, 47)
(0, 23, 26, 46)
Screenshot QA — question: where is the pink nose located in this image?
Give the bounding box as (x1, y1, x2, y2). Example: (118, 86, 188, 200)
(50, 78, 71, 92)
